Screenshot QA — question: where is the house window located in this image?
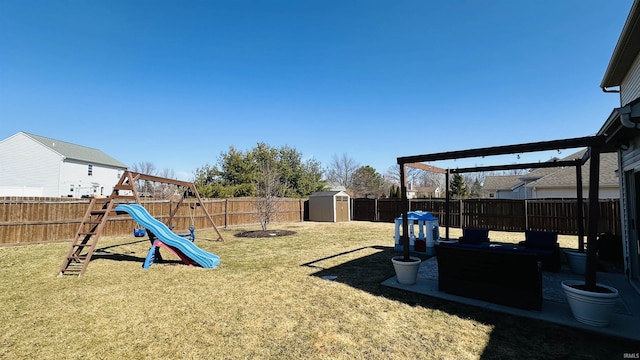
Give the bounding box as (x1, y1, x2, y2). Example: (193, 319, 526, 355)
(88, 164, 93, 176)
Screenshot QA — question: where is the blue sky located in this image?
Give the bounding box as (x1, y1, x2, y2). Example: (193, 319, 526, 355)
(0, 1, 633, 181)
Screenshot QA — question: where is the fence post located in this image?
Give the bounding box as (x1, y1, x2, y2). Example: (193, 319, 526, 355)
(224, 199, 228, 228)
(524, 199, 528, 229)
(374, 198, 379, 222)
(300, 199, 303, 222)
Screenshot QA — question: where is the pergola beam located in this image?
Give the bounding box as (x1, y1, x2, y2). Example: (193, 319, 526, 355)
(449, 159, 581, 174)
(397, 135, 604, 165)
(405, 162, 447, 174)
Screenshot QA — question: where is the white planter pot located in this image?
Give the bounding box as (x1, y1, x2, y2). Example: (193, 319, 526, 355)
(391, 256, 422, 285)
(564, 250, 587, 275)
(561, 280, 619, 327)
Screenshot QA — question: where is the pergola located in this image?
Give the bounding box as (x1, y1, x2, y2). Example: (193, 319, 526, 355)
(397, 135, 610, 289)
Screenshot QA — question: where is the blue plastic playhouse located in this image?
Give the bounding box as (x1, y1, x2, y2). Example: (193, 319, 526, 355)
(394, 211, 439, 255)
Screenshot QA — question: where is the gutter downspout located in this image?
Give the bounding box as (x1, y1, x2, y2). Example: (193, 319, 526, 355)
(619, 105, 640, 129)
(601, 86, 621, 93)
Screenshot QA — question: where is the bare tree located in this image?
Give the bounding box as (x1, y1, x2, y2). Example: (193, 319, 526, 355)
(153, 168, 179, 199)
(130, 163, 179, 199)
(131, 162, 157, 175)
(131, 162, 157, 196)
(385, 164, 446, 196)
(254, 161, 287, 231)
(325, 153, 359, 189)
(417, 169, 445, 190)
(384, 164, 421, 186)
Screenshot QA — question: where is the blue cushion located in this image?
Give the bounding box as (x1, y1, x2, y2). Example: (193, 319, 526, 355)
(524, 231, 558, 249)
(460, 228, 489, 245)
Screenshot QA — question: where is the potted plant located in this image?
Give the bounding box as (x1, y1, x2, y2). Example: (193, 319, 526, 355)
(392, 183, 421, 285)
(561, 279, 619, 326)
(391, 253, 421, 285)
(564, 206, 587, 274)
(564, 247, 587, 275)
(562, 158, 619, 327)
(562, 236, 619, 326)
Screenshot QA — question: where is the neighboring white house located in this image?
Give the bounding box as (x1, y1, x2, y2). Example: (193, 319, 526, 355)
(407, 184, 441, 199)
(482, 175, 523, 199)
(524, 149, 620, 199)
(481, 150, 619, 199)
(598, 0, 640, 294)
(0, 132, 128, 198)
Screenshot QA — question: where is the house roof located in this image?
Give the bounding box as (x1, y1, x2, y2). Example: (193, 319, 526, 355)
(601, 0, 640, 89)
(410, 186, 439, 193)
(325, 182, 347, 192)
(525, 149, 618, 189)
(21, 132, 128, 168)
(482, 175, 521, 191)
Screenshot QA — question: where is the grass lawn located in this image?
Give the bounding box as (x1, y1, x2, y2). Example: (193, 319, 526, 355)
(0, 221, 634, 359)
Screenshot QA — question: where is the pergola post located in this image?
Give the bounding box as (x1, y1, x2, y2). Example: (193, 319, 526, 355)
(586, 146, 601, 289)
(400, 163, 410, 260)
(445, 169, 450, 240)
(576, 161, 585, 252)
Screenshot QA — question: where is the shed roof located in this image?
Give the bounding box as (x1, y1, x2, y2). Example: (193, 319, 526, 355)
(21, 132, 128, 168)
(309, 190, 349, 197)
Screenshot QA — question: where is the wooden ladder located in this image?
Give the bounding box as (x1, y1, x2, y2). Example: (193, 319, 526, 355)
(58, 172, 140, 276)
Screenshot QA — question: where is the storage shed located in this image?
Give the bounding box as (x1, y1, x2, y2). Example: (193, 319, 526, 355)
(308, 191, 350, 222)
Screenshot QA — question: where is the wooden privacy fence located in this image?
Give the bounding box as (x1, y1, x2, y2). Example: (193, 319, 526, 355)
(0, 197, 306, 245)
(352, 198, 622, 236)
(1, 196, 621, 245)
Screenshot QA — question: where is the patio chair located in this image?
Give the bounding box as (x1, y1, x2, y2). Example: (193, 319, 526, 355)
(458, 228, 490, 246)
(519, 230, 562, 272)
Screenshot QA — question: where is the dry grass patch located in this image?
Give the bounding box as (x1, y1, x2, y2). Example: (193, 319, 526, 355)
(0, 221, 632, 359)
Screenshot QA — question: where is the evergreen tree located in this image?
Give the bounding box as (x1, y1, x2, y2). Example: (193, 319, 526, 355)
(470, 178, 482, 198)
(193, 144, 325, 198)
(450, 173, 469, 199)
(351, 165, 385, 198)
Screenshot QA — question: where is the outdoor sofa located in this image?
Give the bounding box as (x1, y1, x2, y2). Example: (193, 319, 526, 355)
(435, 242, 543, 310)
(518, 230, 562, 272)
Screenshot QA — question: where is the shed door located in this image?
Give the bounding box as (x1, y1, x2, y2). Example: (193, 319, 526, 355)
(336, 196, 349, 222)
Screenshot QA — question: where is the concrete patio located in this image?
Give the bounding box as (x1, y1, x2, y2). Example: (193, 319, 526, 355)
(382, 257, 640, 343)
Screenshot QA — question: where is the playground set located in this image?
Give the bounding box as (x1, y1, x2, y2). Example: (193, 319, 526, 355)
(59, 171, 223, 276)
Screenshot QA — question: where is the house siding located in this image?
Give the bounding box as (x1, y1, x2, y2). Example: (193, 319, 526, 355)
(0, 134, 62, 196)
(621, 136, 640, 166)
(60, 160, 123, 198)
(0, 132, 127, 198)
(494, 190, 520, 199)
(621, 52, 640, 106)
(532, 187, 620, 199)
